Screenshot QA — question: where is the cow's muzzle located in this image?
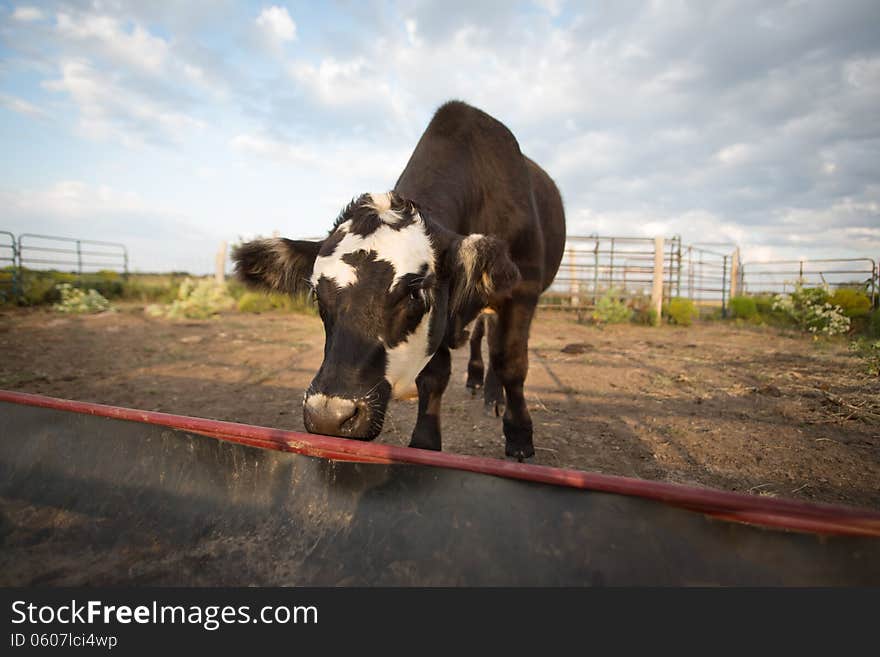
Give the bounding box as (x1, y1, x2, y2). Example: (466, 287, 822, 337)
(303, 393, 380, 440)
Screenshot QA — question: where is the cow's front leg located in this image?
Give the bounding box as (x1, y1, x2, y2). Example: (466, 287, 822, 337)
(409, 346, 451, 451)
(493, 296, 537, 461)
(481, 311, 505, 416)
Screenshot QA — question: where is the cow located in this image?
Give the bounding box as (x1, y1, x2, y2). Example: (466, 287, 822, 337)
(232, 100, 565, 460)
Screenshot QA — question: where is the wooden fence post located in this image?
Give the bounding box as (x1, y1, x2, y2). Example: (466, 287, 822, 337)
(215, 241, 227, 286)
(651, 236, 664, 326)
(729, 247, 740, 299)
(568, 248, 579, 307)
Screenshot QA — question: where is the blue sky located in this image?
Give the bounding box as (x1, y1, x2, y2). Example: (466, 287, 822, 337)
(1, 0, 878, 273)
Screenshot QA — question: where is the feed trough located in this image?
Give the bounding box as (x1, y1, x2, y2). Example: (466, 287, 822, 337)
(1, 390, 878, 586)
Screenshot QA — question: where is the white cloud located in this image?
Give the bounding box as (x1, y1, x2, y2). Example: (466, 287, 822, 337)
(2, 180, 149, 219)
(11, 6, 44, 22)
(256, 6, 297, 47)
(0, 93, 47, 118)
(715, 143, 753, 166)
(43, 59, 205, 146)
(404, 19, 421, 47)
(230, 133, 312, 163)
(229, 132, 407, 183)
(56, 12, 169, 75)
(289, 56, 406, 116)
(533, 0, 562, 17)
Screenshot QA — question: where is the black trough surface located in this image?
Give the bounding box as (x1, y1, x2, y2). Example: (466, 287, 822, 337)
(1, 401, 878, 586)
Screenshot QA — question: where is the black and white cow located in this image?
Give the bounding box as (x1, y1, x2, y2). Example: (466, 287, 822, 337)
(232, 101, 565, 460)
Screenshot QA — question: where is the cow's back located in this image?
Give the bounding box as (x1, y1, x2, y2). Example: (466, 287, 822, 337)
(525, 156, 566, 291)
(394, 101, 565, 292)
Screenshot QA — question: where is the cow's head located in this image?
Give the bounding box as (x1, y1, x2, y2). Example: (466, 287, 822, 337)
(232, 192, 519, 440)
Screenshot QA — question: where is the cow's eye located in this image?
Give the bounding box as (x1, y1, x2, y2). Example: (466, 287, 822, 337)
(408, 287, 429, 310)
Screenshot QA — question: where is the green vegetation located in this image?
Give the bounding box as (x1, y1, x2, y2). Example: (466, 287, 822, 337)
(5, 268, 186, 306)
(590, 288, 632, 324)
(869, 308, 880, 339)
(849, 338, 880, 376)
(663, 297, 698, 326)
(829, 288, 873, 333)
(627, 292, 657, 325)
(829, 288, 872, 318)
(725, 286, 878, 338)
(772, 284, 850, 336)
(729, 295, 758, 320)
(52, 283, 111, 314)
(145, 278, 235, 319)
(3, 268, 317, 317)
(237, 290, 317, 315)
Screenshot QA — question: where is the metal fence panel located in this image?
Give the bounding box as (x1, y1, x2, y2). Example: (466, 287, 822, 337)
(18, 233, 129, 275)
(542, 235, 738, 314)
(0, 231, 18, 302)
(543, 236, 680, 306)
(741, 258, 878, 306)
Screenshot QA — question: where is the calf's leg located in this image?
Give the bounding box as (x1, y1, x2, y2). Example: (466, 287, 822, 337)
(409, 346, 451, 451)
(491, 294, 537, 460)
(482, 312, 505, 417)
(465, 313, 485, 393)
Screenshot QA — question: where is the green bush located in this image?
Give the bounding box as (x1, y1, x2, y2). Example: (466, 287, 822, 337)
(23, 275, 62, 305)
(237, 290, 317, 315)
(17, 269, 131, 305)
(632, 307, 658, 326)
(591, 288, 632, 324)
(773, 284, 850, 336)
(627, 293, 657, 325)
(52, 283, 112, 314)
(829, 288, 871, 320)
(237, 291, 276, 313)
(146, 277, 235, 319)
(120, 278, 182, 303)
(849, 338, 880, 376)
(753, 294, 776, 316)
(664, 297, 698, 326)
(729, 295, 758, 320)
(748, 293, 793, 327)
(78, 277, 124, 300)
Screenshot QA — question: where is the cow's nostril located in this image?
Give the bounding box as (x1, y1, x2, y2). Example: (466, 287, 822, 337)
(339, 404, 359, 431)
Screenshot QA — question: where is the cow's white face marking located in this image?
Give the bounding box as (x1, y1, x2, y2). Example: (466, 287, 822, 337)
(385, 308, 433, 399)
(310, 202, 434, 290)
(310, 192, 438, 399)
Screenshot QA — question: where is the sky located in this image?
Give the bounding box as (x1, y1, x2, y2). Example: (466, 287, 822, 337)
(0, 0, 878, 274)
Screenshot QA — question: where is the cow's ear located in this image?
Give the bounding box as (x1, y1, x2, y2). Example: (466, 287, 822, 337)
(232, 238, 322, 295)
(450, 234, 520, 309)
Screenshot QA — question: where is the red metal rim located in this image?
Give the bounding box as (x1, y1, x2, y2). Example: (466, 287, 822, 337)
(2, 389, 879, 538)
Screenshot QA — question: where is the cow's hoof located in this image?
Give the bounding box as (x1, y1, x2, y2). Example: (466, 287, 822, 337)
(483, 401, 504, 418)
(466, 382, 482, 395)
(409, 437, 441, 451)
(503, 418, 534, 460)
(505, 445, 535, 461)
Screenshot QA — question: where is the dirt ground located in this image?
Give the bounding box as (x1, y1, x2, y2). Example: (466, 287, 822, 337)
(1, 304, 878, 510)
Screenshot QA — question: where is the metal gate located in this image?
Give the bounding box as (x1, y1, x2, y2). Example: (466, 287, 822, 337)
(543, 235, 683, 307)
(17, 233, 129, 277)
(542, 235, 739, 314)
(0, 231, 18, 302)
